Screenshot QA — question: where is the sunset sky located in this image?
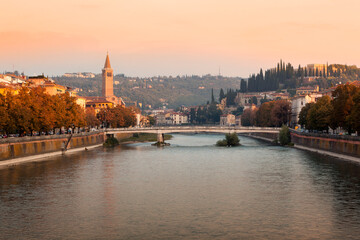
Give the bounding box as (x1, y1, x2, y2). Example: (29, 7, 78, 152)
(1, 0, 360, 77)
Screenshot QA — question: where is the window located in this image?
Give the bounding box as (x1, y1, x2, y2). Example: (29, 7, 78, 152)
(107, 72, 112, 77)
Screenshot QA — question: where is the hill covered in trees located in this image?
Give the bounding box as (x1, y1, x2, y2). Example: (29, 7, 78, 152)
(53, 61, 360, 109)
(54, 75, 240, 109)
(240, 61, 360, 93)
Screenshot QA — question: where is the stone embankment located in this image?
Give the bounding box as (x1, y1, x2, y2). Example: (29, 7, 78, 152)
(0, 131, 133, 163)
(291, 131, 360, 159)
(241, 132, 279, 142)
(0, 132, 104, 161)
(243, 130, 360, 162)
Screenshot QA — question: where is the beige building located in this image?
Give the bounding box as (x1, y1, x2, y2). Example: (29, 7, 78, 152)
(76, 96, 87, 109)
(295, 85, 319, 95)
(220, 114, 236, 126)
(235, 92, 262, 107)
(307, 64, 327, 76)
(84, 97, 114, 114)
(170, 112, 188, 125)
(42, 83, 67, 95)
(291, 93, 322, 127)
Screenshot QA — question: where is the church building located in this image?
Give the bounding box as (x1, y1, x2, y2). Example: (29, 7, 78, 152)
(81, 53, 125, 113)
(101, 52, 125, 106)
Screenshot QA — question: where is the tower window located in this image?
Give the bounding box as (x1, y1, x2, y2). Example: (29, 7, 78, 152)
(107, 72, 112, 77)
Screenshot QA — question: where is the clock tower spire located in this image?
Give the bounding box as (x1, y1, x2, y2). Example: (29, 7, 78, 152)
(102, 52, 114, 97)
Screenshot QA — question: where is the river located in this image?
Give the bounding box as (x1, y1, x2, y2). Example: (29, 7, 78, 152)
(1, 134, 360, 239)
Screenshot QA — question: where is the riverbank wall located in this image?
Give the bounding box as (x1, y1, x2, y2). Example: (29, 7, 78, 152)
(291, 131, 360, 158)
(0, 132, 105, 161)
(241, 132, 279, 143)
(0, 132, 134, 161)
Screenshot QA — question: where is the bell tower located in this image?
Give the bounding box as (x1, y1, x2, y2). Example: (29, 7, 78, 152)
(102, 52, 114, 97)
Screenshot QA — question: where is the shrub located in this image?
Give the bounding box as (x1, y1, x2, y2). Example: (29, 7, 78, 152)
(103, 136, 119, 147)
(216, 139, 228, 146)
(279, 125, 291, 146)
(216, 133, 240, 147)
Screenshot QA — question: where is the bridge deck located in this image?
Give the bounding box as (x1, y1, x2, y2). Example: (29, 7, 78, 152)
(106, 126, 280, 134)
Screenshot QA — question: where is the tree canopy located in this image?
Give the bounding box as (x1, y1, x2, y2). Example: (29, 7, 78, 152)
(299, 84, 360, 133)
(0, 87, 85, 135)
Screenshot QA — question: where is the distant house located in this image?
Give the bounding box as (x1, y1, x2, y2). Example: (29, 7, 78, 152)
(170, 112, 188, 125)
(220, 114, 235, 126)
(235, 92, 262, 106)
(268, 92, 290, 100)
(290, 93, 322, 127)
(295, 85, 319, 95)
(28, 75, 48, 86)
(42, 83, 68, 95)
(243, 104, 257, 111)
(63, 72, 95, 78)
(155, 113, 167, 125)
(155, 111, 188, 125)
(321, 86, 337, 98)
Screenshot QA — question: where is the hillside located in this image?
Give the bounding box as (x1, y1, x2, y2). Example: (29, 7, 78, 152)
(53, 75, 241, 108)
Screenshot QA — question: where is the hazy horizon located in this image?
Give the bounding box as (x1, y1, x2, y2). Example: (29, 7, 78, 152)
(2, 0, 360, 77)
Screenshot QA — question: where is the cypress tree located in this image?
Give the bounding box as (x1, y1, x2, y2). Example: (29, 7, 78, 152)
(219, 88, 225, 102)
(240, 79, 247, 93)
(211, 88, 215, 104)
(297, 64, 301, 78)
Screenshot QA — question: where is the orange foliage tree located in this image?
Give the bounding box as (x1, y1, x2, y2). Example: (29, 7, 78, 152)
(0, 86, 85, 135)
(97, 105, 137, 128)
(241, 107, 258, 126)
(85, 107, 100, 127)
(254, 100, 291, 127)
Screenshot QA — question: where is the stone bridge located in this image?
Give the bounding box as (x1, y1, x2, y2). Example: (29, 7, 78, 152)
(106, 126, 280, 143)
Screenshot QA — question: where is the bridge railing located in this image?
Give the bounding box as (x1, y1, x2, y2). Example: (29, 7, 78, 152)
(106, 126, 280, 132)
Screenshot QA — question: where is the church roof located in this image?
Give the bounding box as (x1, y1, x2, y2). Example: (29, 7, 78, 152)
(83, 96, 112, 104)
(104, 53, 111, 69)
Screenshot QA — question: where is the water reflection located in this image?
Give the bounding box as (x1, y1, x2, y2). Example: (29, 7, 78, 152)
(1, 134, 360, 239)
(299, 151, 360, 239)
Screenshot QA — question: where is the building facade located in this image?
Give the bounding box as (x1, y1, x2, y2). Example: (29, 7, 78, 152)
(220, 114, 236, 126)
(291, 93, 322, 127)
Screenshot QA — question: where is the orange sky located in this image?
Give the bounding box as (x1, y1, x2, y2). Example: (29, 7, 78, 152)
(1, 0, 360, 77)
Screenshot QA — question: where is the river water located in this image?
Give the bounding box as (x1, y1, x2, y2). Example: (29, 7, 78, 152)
(1, 134, 360, 239)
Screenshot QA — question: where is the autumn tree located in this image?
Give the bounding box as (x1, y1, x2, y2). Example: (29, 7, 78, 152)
(97, 105, 136, 128)
(270, 100, 291, 127)
(298, 102, 314, 128)
(28, 87, 57, 133)
(256, 102, 274, 127)
(330, 84, 359, 133)
(85, 107, 100, 127)
(0, 94, 9, 133)
(306, 96, 332, 132)
(0, 87, 86, 135)
(10, 88, 33, 134)
(348, 91, 360, 134)
(241, 108, 258, 126)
